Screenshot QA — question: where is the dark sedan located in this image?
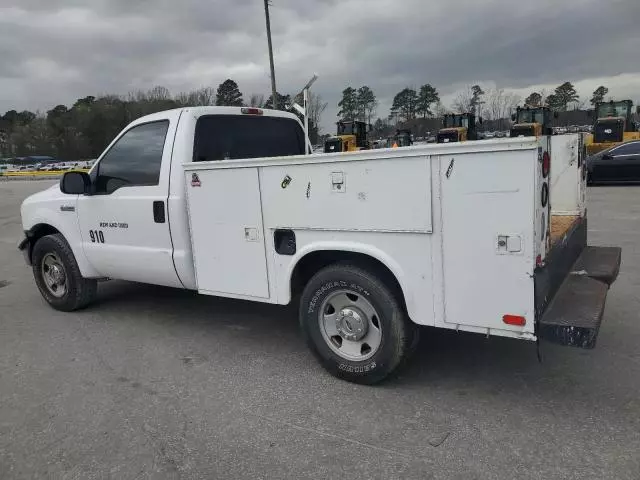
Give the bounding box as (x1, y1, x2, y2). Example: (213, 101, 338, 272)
(587, 140, 640, 184)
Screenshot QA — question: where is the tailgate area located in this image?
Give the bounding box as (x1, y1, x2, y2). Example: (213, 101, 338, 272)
(538, 243, 621, 349)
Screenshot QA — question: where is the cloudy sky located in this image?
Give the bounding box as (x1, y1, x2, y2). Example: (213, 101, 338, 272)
(1, 0, 639, 131)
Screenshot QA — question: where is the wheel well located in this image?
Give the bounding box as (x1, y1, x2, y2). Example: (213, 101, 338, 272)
(290, 250, 406, 309)
(26, 224, 61, 261)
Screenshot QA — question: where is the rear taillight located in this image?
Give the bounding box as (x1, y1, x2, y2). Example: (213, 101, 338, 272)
(241, 108, 263, 115)
(542, 151, 550, 178)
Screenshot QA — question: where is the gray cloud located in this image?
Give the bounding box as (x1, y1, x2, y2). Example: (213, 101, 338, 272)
(1, 0, 639, 132)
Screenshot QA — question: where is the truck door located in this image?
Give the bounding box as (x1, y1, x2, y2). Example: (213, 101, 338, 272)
(77, 118, 182, 288)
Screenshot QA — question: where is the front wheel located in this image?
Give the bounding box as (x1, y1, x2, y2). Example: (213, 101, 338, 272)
(299, 263, 417, 384)
(32, 234, 97, 311)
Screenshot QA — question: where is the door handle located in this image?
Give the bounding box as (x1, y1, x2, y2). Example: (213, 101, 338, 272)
(153, 201, 165, 223)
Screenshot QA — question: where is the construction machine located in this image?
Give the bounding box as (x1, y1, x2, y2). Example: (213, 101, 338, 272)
(436, 113, 478, 143)
(510, 105, 555, 138)
(387, 128, 413, 148)
(324, 120, 370, 153)
(586, 100, 640, 155)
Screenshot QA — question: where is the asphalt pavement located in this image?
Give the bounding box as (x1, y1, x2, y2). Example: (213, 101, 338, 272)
(1, 181, 639, 479)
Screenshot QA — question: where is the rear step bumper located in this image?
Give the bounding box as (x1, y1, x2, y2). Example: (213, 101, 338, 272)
(539, 246, 621, 349)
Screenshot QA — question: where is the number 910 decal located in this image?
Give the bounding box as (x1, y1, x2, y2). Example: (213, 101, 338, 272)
(89, 230, 105, 243)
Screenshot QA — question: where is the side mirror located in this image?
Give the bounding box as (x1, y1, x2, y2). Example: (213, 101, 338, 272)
(553, 111, 559, 119)
(478, 117, 483, 125)
(602, 153, 613, 160)
(511, 114, 516, 122)
(60, 171, 90, 195)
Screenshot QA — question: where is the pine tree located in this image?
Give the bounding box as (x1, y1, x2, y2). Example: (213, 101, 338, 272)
(215, 79, 243, 106)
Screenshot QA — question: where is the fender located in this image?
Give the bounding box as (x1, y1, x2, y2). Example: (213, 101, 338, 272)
(20, 209, 101, 279)
(283, 240, 416, 320)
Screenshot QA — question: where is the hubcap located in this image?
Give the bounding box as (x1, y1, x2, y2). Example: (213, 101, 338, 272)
(336, 307, 368, 341)
(319, 290, 382, 361)
(41, 253, 67, 298)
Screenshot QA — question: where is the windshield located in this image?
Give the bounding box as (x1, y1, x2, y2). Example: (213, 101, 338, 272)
(517, 109, 544, 124)
(596, 102, 630, 119)
(443, 115, 468, 128)
(337, 122, 356, 135)
(193, 115, 305, 161)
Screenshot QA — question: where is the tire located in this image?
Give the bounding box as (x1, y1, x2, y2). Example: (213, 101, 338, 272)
(299, 263, 417, 384)
(31, 234, 97, 311)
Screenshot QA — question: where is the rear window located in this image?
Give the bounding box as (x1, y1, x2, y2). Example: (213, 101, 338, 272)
(193, 115, 305, 162)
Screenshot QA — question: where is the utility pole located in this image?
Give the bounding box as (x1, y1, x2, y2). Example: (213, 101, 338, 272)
(264, 0, 278, 110)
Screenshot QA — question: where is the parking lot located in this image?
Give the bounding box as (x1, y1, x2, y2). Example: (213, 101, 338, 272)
(1, 180, 639, 479)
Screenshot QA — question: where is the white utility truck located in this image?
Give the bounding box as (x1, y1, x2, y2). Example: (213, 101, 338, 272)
(19, 106, 620, 384)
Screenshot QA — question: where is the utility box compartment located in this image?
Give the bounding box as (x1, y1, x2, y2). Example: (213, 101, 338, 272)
(440, 148, 536, 333)
(259, 156, 433, 233)
(185, 167, 270, 299)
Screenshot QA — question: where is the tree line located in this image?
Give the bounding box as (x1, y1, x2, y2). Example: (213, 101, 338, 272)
(336, 81, 618, 138)
(0, 77, 621, 160)
(0, 79, 328, 161)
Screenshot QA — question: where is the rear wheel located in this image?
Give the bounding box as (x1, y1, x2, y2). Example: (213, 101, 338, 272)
(32, 234, 97, 311)
(299, 263, 417, 384)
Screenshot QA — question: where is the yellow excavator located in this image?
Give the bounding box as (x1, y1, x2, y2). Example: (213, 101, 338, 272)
(585, 100, 640, 155)
(510, 105, 555, 137)
(436, 113, 479, 143)
(324, 120, 370, 153)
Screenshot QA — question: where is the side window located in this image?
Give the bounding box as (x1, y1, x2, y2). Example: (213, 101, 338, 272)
(610, 142, 640, 156)
(95, 121, 169, 194)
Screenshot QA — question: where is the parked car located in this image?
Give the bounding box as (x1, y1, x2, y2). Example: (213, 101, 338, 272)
(587, 140, 640, 184)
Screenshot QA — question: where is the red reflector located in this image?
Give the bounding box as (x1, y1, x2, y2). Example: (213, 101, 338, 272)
(503, 314, 526, 326)
(536, 254, 543, 267)
(241, 107, 263, 115)
(542, 151, 550, 178)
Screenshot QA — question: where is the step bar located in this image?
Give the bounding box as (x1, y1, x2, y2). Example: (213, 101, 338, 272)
(538, 245, 621, 349)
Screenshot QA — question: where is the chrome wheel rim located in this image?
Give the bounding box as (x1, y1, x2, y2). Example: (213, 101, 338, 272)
(41, 253, 67, 298)
(319, 290, 382, 361)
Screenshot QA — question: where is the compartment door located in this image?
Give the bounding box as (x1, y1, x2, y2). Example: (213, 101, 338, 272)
(186, 167, 269, 299)
(440, 152, 535, 332)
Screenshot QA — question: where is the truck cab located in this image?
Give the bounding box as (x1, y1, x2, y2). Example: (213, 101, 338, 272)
(437, 113, 478, 143)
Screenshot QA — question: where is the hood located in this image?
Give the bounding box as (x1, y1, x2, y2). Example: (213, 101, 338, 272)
(20, 181, 67, 229)
(23, 182, 63, 204)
